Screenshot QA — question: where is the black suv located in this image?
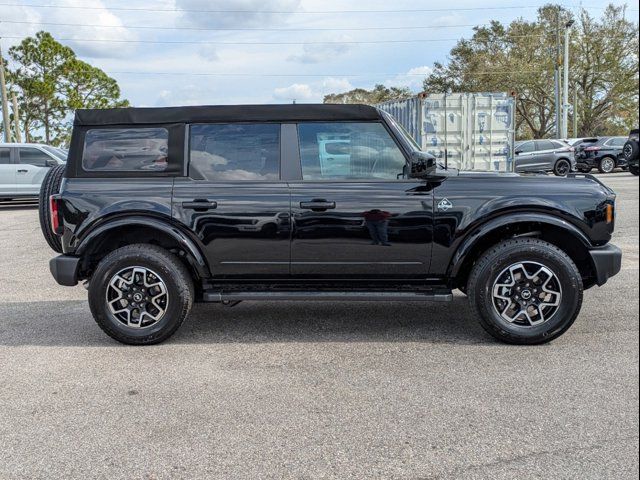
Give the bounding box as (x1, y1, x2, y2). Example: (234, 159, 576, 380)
(41, 104, 622, 346)
(576, 136, 629, 173)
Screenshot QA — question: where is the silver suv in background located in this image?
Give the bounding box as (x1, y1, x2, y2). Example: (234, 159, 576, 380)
(514, 139, 576, 176)
(0, 143, 67, 200)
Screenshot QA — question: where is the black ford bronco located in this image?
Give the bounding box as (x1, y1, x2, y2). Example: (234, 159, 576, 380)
(41, 104, 622, 345)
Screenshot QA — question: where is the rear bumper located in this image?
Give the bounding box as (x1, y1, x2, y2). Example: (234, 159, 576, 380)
(50, 255, 80, 286)
(589, 244, 622, 286)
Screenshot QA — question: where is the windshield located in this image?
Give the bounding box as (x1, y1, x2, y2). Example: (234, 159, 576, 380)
(42, 145, 67, 161)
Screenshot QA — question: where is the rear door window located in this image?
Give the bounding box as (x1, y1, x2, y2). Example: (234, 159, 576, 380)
(535, 140, 555, 151)
(189, 123, 281, 181)
(82, 128, 169, 172)
(607, 138, 626, 147)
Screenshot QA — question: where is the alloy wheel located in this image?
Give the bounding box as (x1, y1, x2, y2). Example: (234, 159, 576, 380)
(601, 158, 615, 173)
(555, 160, 570, 176)
(491, 261, 563, 327)
(106, 266, 169, 328)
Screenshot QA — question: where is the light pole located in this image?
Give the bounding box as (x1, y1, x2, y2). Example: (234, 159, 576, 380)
(562, 20, 574, 139)
(0, 42, 12, 143)
(554, 15, 562, 139)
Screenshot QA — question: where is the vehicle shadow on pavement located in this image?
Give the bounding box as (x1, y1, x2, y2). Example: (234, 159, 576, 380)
(0, 296, 495, 347)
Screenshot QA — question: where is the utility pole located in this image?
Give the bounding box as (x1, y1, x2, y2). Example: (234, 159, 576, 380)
(554, 12, 562, 139)
(11, 92, 22, 143)
(562, 20, 574, 139)
(0, 42, 12, 143)
(573, 88, 578, 137)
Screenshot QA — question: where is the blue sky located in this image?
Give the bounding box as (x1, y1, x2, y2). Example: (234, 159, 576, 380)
(1, 0, 635, 106)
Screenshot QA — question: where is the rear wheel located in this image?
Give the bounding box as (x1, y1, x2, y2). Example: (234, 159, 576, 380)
(598, 156, 616, 174)
(467, 238, 583, 345)
(553, 159, 571, 176)
(88, 244, 194, 345)
(38, 164, 66, 253)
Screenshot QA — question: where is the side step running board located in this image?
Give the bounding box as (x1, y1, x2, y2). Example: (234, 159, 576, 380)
(203, 290, 453, 303)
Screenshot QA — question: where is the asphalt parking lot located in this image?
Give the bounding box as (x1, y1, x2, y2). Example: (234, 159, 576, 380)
(0, 173, 638, 479)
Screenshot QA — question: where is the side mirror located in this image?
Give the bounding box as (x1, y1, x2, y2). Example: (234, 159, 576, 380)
(409, 151, 436, 179)
(45, 159, 58, 167)
(515, 149, 522, 155)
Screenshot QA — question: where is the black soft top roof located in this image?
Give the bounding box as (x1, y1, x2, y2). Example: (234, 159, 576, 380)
(74, 104, 382, 126)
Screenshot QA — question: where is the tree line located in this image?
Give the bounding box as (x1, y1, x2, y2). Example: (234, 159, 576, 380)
(1, 31, 128, 146)
(324, 4, 639, 139)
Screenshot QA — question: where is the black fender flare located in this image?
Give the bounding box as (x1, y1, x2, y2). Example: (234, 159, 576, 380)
(448, 212, 592, 278)
(75, 215, 210, 278)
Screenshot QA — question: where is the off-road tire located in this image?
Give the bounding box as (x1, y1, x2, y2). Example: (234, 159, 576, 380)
(38, 164, 66, 253)
(622, 140, 639, 162)
(467, 238, 583, 345)
(598, 156, 616, 174)
(553, 158, 571, 176)
(88, 244, 194, 345)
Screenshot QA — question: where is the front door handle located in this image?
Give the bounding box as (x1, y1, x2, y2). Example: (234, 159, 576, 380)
(182, 199, 218, 211)
(300, 200, 336, 211)
(17, 169, 28, 174)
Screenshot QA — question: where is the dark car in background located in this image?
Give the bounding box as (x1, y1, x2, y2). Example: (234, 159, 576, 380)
(514, 139, 575, 176)
(576, 136, 628, 173)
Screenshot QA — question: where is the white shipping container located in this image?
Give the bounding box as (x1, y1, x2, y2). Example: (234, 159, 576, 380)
(377, 92, 516, 172)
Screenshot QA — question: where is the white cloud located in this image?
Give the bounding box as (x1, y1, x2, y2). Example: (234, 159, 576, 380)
(272, 77, 353, 103)
(321, 77, 353, 92)
(1, 0, 138, 59)
(273, 83, 315, 102)
(197, 45, 220, 62)
(385, 66, 433, 91)
(287, 41, 352, 64)
(176, 0, 302, 28)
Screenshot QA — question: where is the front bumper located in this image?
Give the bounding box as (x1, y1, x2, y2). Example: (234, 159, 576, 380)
(589, 244, 622, 286)
(50, 255, 81, 286)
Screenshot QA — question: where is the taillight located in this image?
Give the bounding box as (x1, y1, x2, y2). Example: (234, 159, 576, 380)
(50, 196, 62, 235)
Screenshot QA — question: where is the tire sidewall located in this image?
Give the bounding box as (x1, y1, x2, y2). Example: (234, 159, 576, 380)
(89, 249, 189, 342)
(471, 245, 582, 343)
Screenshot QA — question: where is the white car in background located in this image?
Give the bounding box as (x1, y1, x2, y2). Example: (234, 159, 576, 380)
(0, 143, 67, 200)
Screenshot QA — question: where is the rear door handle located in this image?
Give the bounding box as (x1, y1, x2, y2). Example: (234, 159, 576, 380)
(17, 169, 28, 174)
(300, 200, 336, 210)
(182, 200, 218, 211)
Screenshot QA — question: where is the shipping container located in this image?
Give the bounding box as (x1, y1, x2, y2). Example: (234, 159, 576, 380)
(377, 92, 516, 172)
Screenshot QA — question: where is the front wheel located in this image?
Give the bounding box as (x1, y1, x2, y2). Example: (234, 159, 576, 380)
(88, 244, 194, 345)
(598, 157, 616, 174)
(467, 238, 583, 345)
(553, 159, 571, 176)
